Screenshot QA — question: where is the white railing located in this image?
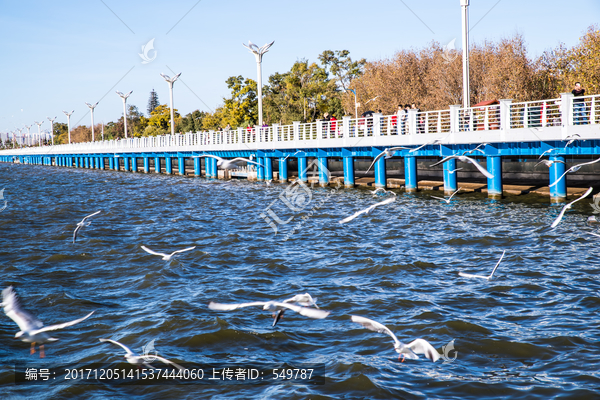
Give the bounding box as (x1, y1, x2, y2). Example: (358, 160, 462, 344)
(3, 93, 599, 155)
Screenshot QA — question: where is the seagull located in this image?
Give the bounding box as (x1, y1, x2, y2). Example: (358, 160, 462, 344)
(459, 250, 506, 280)
(409, 140, 442, 153)
(538, 148, 558, 160)
(283, 150, 306, 161)
(208, 300, 330, 327)
(339, 197, 395, 224)
(563, 134, 581, 148)
(549, 158, 600, 187)
(370, 188, 397, 196)
(430, 155, 493, 179)
(587, 215, 600, 224)
(462, 143, 489, 155)
(272, 293, 321, 326)
(535, 159, 566, 168)
(193, 154, 263, 170)
(2, 286, 94, 358)
(365, 147, 411, 173)
(431, 188, 461, 203)
(73, 210, 101, 243)
(550, 187, 593, 228)
(140, 245, 196, 261)
(99, 339, 184, 370)
(448, 168, 463, 174)
(351, 316, 440, 362)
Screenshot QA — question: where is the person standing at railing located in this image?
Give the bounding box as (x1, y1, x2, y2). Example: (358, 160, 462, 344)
(572, 82, 586, 125)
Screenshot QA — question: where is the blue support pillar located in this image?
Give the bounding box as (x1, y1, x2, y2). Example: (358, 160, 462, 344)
(404, 156, 418, 192)
(211, 157, 218, 178)
(131, 157, 137, 172)
(486, 156, 503, 199)
(194, 157, 201, 176)
(99, 157, 105, 170)
(374, 156, 386, 188)
(85, 157, 90, 169)
(109, 157, 114, 170)
(94, 157, 99, 169)
(443, 158, 458, 194)
(144, 157, 150, 173)
(549, 155, 566, 202)
(264, 157, 273, 181)
(178, 157, 185, 175)
(279, 157, 288, 183)
(257, 156, 265, 181)
(74, 157, 78, 168)
(318, 157, 329, 187)
(206, 157, 212, 178)
(154, 157, 160, 173)
(123, 157, 130, 172)
(165, 157, 172, 174)
(298, 157, 308, 183)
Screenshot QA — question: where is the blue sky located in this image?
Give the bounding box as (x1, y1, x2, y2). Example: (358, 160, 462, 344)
(1, 0, 598, 133)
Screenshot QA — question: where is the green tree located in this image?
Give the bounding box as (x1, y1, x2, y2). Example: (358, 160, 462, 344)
(148, 104, 179, 131)
(318, 50, 366, 91)
(284, 60, 338, 121)
(53, 122, 68, 144)
(221, 76, 258, 128)
(176, 110, 207, 132)
(147, 89, 160, 116)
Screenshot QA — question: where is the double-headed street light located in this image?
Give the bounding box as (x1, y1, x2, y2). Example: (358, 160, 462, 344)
(160, 73, 181, 136)
(63, 110, 74, 144)
(116, 91, 133, 138)
(34, 121, 43, 146)
(24, 125, 31, 146)
(85, 102, 99, 141)
(242, 40, 274, 127)
(47, 116, 56, 145)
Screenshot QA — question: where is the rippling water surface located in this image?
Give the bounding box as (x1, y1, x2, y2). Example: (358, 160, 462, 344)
(0, 163, 599, 399)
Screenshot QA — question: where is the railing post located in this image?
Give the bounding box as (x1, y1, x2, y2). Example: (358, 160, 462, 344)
(560, 92, 574, 126)
(407, 109, 417, 135)
(523, 103, 528, 128)
(316, 120, 324, 139)
(342, 116, 351, 138)
(499, 99, 512, 130)
(450, 105, 461, 132)
(373, 113, 382, 136)
(273, 124, 280, 142)
(293, 121, 300, 141)
(591, 97, 596, 124)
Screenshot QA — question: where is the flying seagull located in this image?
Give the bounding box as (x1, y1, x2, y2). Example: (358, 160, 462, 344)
(458, 250, 507, 280)
(283, 150, 306, 161)
(549, 159, 600, 188)
(430, 155, 493, 179)
(370, 188, 397, 197)
(462, 143, 489, 155)
(2, 286, 94, 358)
(448, 168, 463, 174)
(431, 188, 461, 203)
(563, 134, 581, 148)
(73, 210, 101, 243)
(208, 300, 330, 327)
(535, 159, 566, 168)
(193, 154, 263, 170)
(365, 147, 411, 173)
(351, 315, 440, 362)
(339, 197, 395, 224)
(99, 338, 184, 370)
(550, 187, 593, 228)
(538, 148, 558, 160)
(140, 245, 196, 261)
(409, 140, 442, 153)
(272, 293, 320, 326)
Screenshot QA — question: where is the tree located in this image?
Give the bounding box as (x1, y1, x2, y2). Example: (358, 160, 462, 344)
(221, 76, 258, 128)
(148, 104, 179, 131)
(176, 110, 207, 133)
(147, 89, 160, 116)
(53, 122, 68, 144)
(318, 50, 366, 91)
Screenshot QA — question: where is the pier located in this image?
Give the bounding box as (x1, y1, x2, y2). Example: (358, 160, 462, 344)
(2, 92, 599, 201)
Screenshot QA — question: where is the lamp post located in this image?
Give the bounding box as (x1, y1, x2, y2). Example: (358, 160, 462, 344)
(63, 110, 74, 144)
(16, 128, 23, 147)
(25, 125, 31, 146)
(116, 90, 133, 138)
(461, 0, 470, 109)
(85, 101, 99, 141)
(242, 40, 274, 127)
(346, 89, 359, 119)
(160, 73, 181, 136)
(34, 121, 43, 146)
(47, 116, 56, 145)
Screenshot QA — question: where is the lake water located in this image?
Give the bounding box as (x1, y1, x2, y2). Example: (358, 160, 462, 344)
(0, 162, 599, 399)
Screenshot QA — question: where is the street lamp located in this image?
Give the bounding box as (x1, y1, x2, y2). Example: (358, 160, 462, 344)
(160, 73, 181, 136)
(242, 40, 274, 127)
(345, 89, 358, 119)
(116, 90, 133, 138)
(461, 0, 470, 109)
(16, 128, 23, 147)
(25, 125, 31, 146)
(34, 121, 43, 146)
(47, 116, 56, 145)
(63, 110, 74, 144)
(85, 101, 99, 141)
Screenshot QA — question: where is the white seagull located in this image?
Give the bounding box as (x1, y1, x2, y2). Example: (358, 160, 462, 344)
(283, 150, 306, 161)
(409, 140, 442, 153)
(459, 250, 507, 280)
(73, 210, 101, 243)
(351, 316, 440, 362)
(365, 147, 411, 173)
(193, 154, 263, 170)
(549, 158, 600, 188)
(448, 168, 463, 174)
(208, 300, 330, 327)
(370, 188, 397, 197)
(430, 155, 494, 179)
(535, 159, 565, 168)
(140, 245, 196, 261)
(462, 143, 489, 155)
(99, 338, 184, 370)
(2, 286, 94, 358)
(431, 188, 461, 203)
(550, 187, 593, 228)
(338, 197, 395, 224)
(272, 293, 321, 326)
(563, 133, 581, 148)
(538, 148, 558, 160)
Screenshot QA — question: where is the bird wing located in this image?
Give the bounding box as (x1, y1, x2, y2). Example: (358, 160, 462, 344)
(207, 301, 267, 311)
(447, 188, 461, 201)
(195, 154, 223, 162)
(141, 246, 168, 258)
(548, 167, 573, 188)
(550, 205, 570, 228)
(407, 339, 440, 362)
(366, 151, 387, 173)
(458, 272, 489, 279)
(462, 156, 494, 179)
(430, 196, 448, 202)
(99, 338, 135, 356)
(36, 311, 94, 334)
(154, 355, 185, 371)
(534, 160, 547, 168)
(389, 146, 411, 152)
(80, 210, 101, 224)
(430, 155, 456, 168)
(230, 158, 263, 167)
(73, 225, 82, 243)
(271, 302, 330, 319)
(351, 315, 402, 348)
(488, 250, 506, 279)
(338, 209, 368, 224)
(2, 286, 44, 332)
(170, 246, 196, 256)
